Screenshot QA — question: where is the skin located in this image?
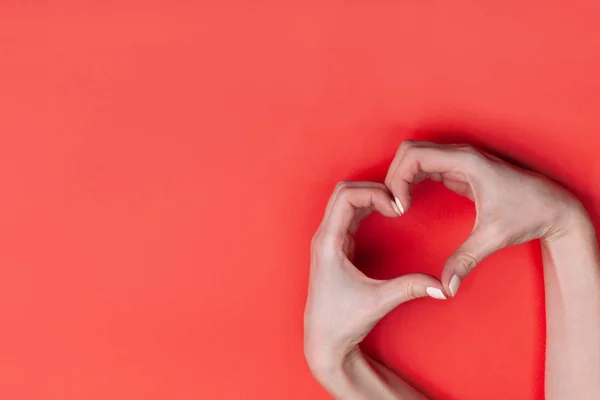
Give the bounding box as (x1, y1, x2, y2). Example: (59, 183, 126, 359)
(304, 141, 600, 399)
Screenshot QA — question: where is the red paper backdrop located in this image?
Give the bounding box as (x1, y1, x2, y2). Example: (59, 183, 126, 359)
(2, 2, 600, 399)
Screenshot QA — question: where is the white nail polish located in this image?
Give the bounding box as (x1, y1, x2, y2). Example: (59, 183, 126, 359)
(394, 197, 405, 214)
(449, 275, 461, 297)
(426, 287, 447, 300)
(390, 200, 401, 215)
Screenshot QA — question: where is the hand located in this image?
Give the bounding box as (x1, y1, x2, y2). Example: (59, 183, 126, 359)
(304, 181, 446, 387)
(385, 140, 585, 297)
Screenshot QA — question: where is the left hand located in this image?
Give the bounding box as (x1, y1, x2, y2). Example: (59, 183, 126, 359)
(384, 140, 583, 297)
(304, 181, 446, 383)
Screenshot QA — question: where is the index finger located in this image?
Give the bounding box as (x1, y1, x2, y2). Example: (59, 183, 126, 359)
(320, 184, 400, 246)
(384, 144, 485, 213)
(321, 181, 386, 229)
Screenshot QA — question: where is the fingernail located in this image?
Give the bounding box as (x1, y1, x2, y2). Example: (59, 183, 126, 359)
(394, 197, 405, 214)
(426, 287, 447, 300)
(449, 275, 461, 297)
(390, 200, 401, 215)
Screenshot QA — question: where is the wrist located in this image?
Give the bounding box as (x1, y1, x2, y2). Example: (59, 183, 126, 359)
(544, 197, 594, 243)
(305, 346, 362, 397)
(305, 346, 351, 380)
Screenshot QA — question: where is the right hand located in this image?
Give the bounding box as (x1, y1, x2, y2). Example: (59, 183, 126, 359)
(385, 140, 587, 297)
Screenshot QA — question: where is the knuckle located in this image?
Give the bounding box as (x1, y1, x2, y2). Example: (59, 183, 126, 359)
(310, 233, 326, 255)
(453, 251, 478, 273)
(457, 144, 483, 157)
(399, 140, 416, 153)
(459, 149, 485, 168)
(335, 180, 350, 192)
(310, 232, 339, 261)
(404, 280, 418, 300)
(403, 142, 417, 154)
(402, 144, 421, 162)
(459, 144, 477, 153)
(336, 185, 352, 201)
(395, 140, 419, 161)
(310, 233, 319, 249)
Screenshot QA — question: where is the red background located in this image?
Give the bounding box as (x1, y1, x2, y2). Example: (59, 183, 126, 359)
(1, 2, 600, 399)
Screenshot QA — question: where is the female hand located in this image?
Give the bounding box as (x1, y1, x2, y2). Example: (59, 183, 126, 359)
(385, 140, 584, 297)
(304, 181, 445, 397)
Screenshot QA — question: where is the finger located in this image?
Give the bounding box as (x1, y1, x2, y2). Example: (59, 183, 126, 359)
(322, 185, 400, 246)
(385, 145, 485, 214)
(374, 273, 447, 318)
(440, 226, 503, 297)
(322, 181, 386, 229)
(386, 140, 447, 188)
(386, 141, 438, 212)
(386, 141, 467, 191)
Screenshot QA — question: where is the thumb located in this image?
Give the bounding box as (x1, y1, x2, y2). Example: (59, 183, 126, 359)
(374, 273, 447, 318)
(441, 226, 501, 298)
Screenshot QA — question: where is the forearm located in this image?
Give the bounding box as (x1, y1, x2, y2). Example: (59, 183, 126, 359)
(541, 209, 600, 399)
(311, 348, 425, 400)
